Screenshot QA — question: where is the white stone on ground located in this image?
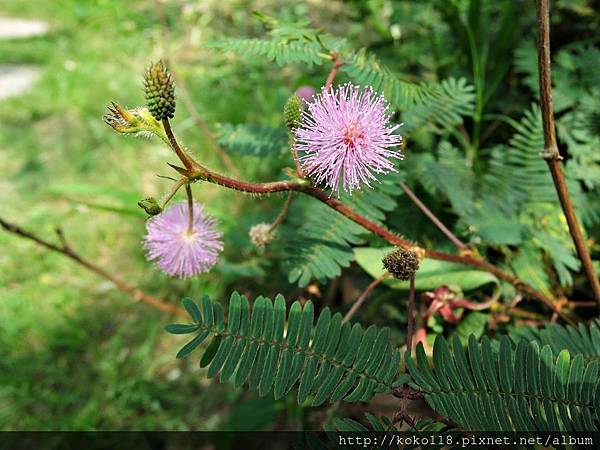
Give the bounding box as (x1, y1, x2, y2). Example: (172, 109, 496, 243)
(0, 17, 48, 39)
(0, 16, 48, 99)
(0, 65, 40, 100)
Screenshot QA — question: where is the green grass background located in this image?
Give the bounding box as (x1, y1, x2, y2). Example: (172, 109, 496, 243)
(0, 0, 312, 430)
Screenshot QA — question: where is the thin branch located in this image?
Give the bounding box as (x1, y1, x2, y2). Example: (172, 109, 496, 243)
(406, 277, 416, 357)
(162, 119, 194, 170)
(55, 227, 70, 251)
(161, 176, 187, 209)
(0, 217, 186, 317)
(269, 192, 294, 232)
(289, 136, 305, 179)
(184, 163, 573, 323)
(185, 183, 194, 234)
(343, 273, 390, 323)
(399, 181, 468, 250)
(325, 54, 343, 91)
(536, 0, 600, 307)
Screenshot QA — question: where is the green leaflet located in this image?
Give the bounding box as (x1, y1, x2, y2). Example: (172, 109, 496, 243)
(166, 292, 402, 405)
(216, 123, 288, 157)
(354, 246, 498, 291)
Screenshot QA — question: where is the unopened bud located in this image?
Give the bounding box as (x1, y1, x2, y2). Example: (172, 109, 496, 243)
(284, 95, 303, 132)
(382, 248, 420, 281)
(138, 197, 162, 216)
(143, 60, 176, 121)
(249, 223, 275, 248)
(103, 102, 166, 140)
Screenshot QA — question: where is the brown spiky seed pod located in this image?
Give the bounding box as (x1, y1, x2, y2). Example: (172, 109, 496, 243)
(143, 60, 176, 121)
(382, 248, 420, 281)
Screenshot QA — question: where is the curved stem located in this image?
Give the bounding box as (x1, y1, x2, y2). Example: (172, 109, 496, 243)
(325, 55, 343, 91)
(269, 192, 294, 233)
(399, 181, 467, 251)
(162, 119, 194, 170)
(536, 0, 600, 308)
(186, 164, 572, 323)
(343, 273, 390, 323)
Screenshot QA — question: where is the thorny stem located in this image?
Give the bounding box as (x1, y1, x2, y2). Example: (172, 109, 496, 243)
(269, 192, 294, 233)
(536, 0, 600, 308)
(343, 272, 390, 323)
(185, 183, 194, 234)
(406, 277, 416, 357)
(399, 181, 468, 251)
(162, 119, 194, 170)
(183, 163, 573, 323)
(0, 217, 186, 317)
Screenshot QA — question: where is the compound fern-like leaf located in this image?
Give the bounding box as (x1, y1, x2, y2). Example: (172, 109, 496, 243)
(406, 334, 600, 432)
(167, 292, 402, 405)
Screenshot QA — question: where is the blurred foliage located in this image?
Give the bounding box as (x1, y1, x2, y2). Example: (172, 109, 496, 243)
(1, 0, 600, 433)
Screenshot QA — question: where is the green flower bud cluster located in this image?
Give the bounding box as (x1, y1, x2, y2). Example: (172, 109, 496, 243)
(143, 60, 176, 121)
(284, 95, 303, 132)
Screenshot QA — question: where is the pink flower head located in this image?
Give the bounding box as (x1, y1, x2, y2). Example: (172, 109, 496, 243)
(294, 85, 316, 103)
(143, 201, 223, 278)
(295, 83, 403, 195)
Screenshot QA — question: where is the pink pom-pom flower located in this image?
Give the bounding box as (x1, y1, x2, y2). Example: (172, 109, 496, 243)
(143, 201, 223, 278)
(295, 83, 403, 195)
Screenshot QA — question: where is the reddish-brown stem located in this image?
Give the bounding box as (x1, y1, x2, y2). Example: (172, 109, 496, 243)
(269, 192, 294, 233)
(0, 217, 186, 317)
(185, 183, 194, 234)
(325, 55, 343, 91)
(186, 164, 572, 323)
(536, 0, 600, 308)
(406, 277, 416, 357)
(399, 181, 467, 250)
(343, 272, 390, 322)
(163, 119, 194, 170)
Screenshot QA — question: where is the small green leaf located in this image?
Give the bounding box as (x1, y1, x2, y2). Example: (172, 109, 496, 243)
(177, 331, 209, 359)
(200, 335, 223, 368)
(165, 324, 199, 334)
(183, 298, 201, 323)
